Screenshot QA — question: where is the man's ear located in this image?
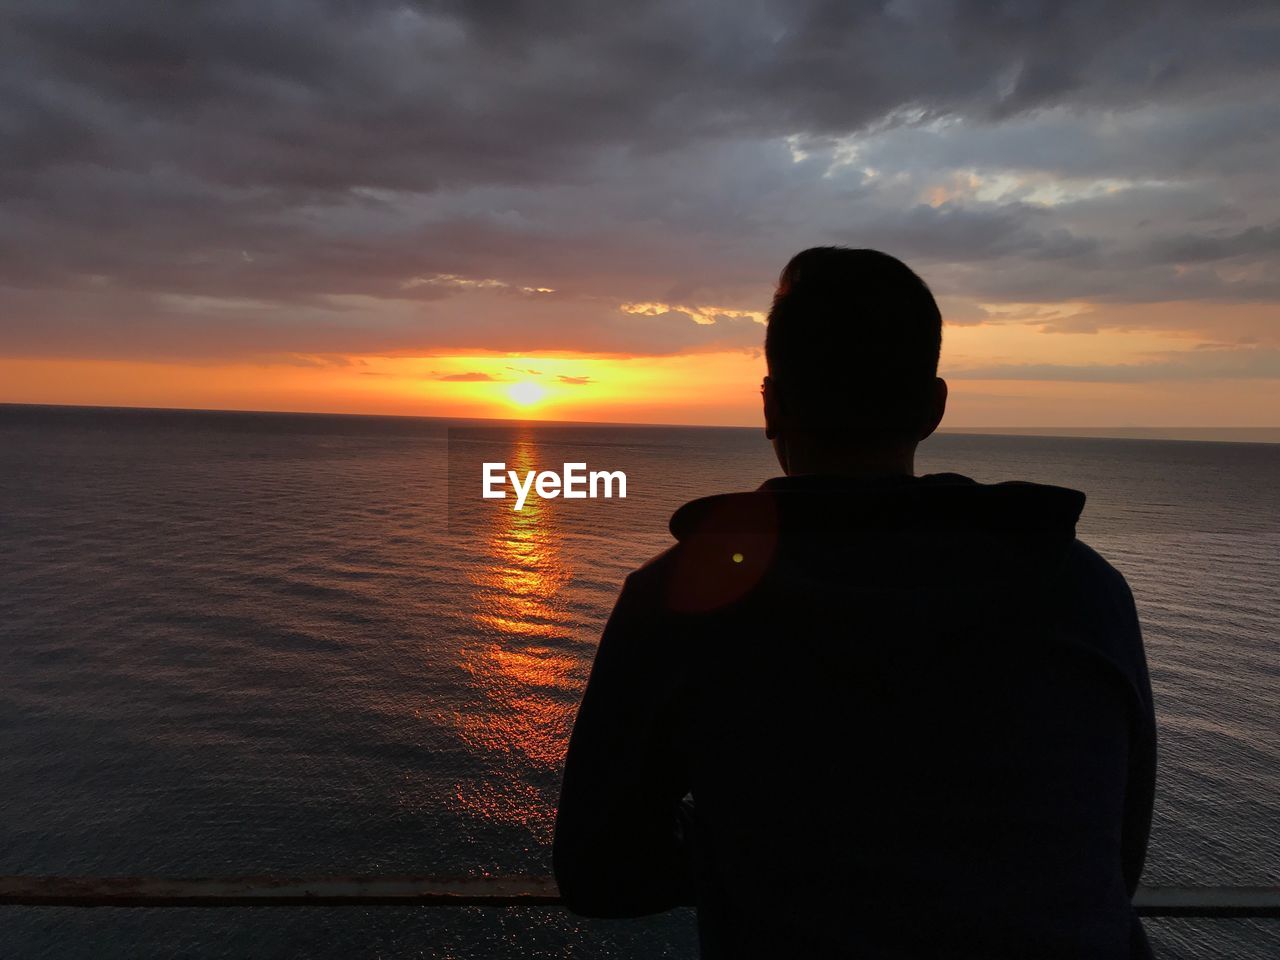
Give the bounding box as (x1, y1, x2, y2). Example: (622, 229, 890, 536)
(918, 377, 948, 441)
(762, 376, 782, 440)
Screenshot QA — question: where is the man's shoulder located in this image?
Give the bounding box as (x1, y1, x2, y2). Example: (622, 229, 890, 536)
(1061, 538, 1138, 618)
(1053, 538, 1150, 698)
(617, 541, 702, 610)
(614, 545, 678, 607)
(618, 526, 771, 619)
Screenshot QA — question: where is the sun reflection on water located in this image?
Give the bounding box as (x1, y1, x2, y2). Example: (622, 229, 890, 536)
(449, 435, 586, 836)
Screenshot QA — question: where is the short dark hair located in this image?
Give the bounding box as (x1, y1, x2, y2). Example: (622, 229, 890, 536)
(765, 246, 942, 437)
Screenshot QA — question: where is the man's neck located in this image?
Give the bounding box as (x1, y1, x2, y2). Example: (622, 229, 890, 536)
(777, 437, 917, 479)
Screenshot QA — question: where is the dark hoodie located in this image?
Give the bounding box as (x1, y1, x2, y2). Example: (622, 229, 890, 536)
(554, 473, 1156, 959)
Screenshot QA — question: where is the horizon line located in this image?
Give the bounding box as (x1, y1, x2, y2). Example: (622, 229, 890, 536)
(4, 401, 1278, 445)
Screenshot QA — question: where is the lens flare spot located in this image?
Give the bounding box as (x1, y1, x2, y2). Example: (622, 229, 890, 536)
(732, 552, 744, 564)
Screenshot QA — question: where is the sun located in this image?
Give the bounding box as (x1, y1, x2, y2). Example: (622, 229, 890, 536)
(507, 380, 546, 407)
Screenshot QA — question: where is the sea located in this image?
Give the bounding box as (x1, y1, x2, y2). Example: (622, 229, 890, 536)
(0, 404, 1276, 959)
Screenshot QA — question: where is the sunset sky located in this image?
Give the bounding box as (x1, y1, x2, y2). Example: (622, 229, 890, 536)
(2, 2, 1278, 427)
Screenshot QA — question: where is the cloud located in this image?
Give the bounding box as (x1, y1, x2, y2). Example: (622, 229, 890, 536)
(435, 371, 499, 382)
(557, 375, 592, 385)
(1148, 225, 1280, 264)
(0, 1, 1277, 364)
(951, 347, 1280, 382)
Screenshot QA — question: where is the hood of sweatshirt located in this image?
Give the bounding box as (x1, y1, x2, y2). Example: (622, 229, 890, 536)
(657, 472, 1086, 621)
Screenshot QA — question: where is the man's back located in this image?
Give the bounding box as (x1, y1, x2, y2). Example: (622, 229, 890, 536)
(554, 473, 1155, 958)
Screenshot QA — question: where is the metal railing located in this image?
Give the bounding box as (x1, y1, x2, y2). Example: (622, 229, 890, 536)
(2, 877, 1277, 918)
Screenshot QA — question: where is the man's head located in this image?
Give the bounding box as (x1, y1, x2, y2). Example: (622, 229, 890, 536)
(763, 246, 947, 473)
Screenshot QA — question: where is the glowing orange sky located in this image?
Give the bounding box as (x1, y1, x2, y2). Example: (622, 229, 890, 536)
(4, 305, 1278, 430)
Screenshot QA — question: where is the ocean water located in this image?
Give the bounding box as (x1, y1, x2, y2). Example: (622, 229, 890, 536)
(0, 404, 1276, 959)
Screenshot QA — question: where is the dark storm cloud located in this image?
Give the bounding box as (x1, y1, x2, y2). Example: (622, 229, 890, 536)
(1, 0, 1278, 360)
(6, 0, 1270, 189)
(1149, 225, 1280, 264)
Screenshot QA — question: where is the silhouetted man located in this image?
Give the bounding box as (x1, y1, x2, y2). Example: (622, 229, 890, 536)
(554, 247, 1156, 958)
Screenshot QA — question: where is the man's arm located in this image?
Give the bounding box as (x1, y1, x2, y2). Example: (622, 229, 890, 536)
(553, 570, 694, 917)
(1117, 580, 1156, 897)
(1066, 541, 1157, 896)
